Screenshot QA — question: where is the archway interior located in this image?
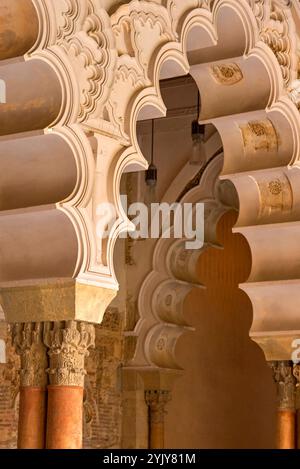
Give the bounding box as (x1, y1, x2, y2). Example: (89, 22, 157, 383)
(165, 211, 276, 448)
(118, 1, 285, 448)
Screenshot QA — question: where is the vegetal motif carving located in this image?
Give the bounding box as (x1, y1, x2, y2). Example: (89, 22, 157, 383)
(240, 119, 278, 152)
(269, 361, 296, 411)
(12, 323, 47, 388)
(211, 63, 243, 85)
(44, 321, 95, 387)
(258, 174, 293, 217)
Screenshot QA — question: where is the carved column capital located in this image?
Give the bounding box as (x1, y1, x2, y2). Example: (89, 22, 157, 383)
(145, 390, 171, 424)
(269, 361, 296, 411)
(293, 364, 300, 410)
(12, 322, 47, 387)
(44, 321, 95, 387)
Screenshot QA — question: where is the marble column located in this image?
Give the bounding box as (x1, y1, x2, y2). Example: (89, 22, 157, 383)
(12, 323, 48, 449)
(145, 390, 171, 449)
(44, 321, 95, 449)
(269, 361, 296, 449)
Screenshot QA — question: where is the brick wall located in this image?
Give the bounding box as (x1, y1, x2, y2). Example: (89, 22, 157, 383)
(83, 307, 124, 449)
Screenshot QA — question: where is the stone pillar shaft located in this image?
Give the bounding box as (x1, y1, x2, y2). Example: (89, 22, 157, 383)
(12, 323, 48, 449)
(145, 390, 170, 450)
(293, 364, 300, 449)
(44, 321, 95, 449)
(269, 361, 296, 450)
(18, 387, 47, 449)
(276, 411, 296, 449)
(46, 386, 84, 449)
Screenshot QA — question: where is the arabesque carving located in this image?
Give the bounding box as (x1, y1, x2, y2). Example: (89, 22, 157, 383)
(44, 321, 95, 387)
(211, 63, 244, 85)
(269, 361, 296, 411)
(258, 174, 293, 217)
(12, 323, 47, 388)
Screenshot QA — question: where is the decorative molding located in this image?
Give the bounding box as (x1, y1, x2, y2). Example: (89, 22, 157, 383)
(259, 1, 295, 86)
(247, 0, 296, 86)
(64, 3, 117, 122)
(44, 321, 95, 387)
(130, 152, 227, 370)
(53, 0, 83, 44)
(111, 1, 175, 78)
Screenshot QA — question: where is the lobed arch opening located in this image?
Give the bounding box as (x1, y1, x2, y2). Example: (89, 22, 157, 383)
(100, 0, 296, 294)
(118, 0, 300, 448)
(124, 0, 299, 357)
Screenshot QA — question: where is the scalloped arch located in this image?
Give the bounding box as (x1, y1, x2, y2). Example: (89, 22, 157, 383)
(3, 0, 300, 333)
(118, 0, 300, 367)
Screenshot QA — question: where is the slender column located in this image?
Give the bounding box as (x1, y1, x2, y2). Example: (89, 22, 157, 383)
(293, 364, 300, 449)
(269, 361, 296, 449)
(145, 390, 171, 449)
(44, 321, 95, 449)
(12, 323, 48, 449)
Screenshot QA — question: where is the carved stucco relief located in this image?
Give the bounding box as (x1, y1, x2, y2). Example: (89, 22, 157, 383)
(211, 63, 244, 85)
(240, 119, 278, 153)
(258, 174, 293, 218)
(44, 321, 95, 387)
(269, 361, 296, 411)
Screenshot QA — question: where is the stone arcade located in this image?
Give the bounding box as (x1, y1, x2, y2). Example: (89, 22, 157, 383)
(0, 0, 300, 450)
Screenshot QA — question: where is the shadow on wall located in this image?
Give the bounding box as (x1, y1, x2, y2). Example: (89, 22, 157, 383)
(165, 211, 277, 449)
